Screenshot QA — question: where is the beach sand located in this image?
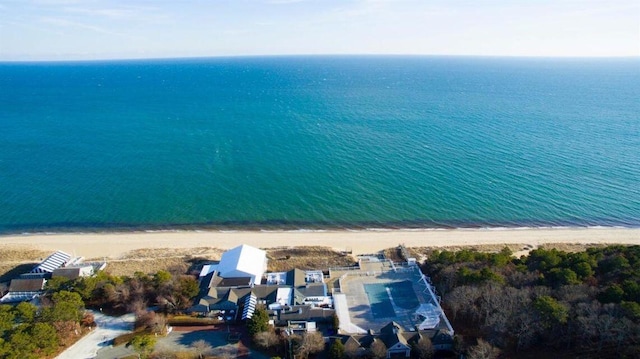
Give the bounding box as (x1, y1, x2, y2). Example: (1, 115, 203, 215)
(0, 227, 638, 259)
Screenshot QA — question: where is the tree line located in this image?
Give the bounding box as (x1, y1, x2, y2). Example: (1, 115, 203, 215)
(422, 245, 640, 358)
(45, 269, 199, 314)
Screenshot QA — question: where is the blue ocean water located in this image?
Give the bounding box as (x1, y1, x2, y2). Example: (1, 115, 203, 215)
(0, 56, 638, 233)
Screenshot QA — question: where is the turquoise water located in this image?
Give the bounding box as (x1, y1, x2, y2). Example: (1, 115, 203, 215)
(0, 56, 639, 233)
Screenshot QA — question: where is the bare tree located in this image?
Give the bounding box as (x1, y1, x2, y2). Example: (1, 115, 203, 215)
(254, 330, 280, 349)
(436, 266, 458, 295)
(191, 339, 213, 359)
(445, 285, 482, 323)
(128, 277, 147, 301)
(344, 338, 361, 359)
(81, 312, 96, 328)
(294, 332, 325, 359)
(511, 308, 538, 352)
(369, 339, 387, 359)
(101, 283, 119, 304)
(127, 296, 147, 313)
(115, 283, 130, 309)
(412, 336, 434, 359)
(467, 339, 500, 359)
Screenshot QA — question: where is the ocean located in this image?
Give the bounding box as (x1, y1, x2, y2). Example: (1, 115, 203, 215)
(0, 56, 638, 233)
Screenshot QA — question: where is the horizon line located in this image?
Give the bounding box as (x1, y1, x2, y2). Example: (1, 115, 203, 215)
(1, 53, 639, 64)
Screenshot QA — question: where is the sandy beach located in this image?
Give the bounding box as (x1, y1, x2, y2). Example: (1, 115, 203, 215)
(0, 227, 638, 259)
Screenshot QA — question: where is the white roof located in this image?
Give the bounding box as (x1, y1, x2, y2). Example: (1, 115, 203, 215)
(30, 250, 71, 274)
(275, 287, 293, 306)
(199, 264, 218, 277)
(0, 292, 39, 303)
(217, 244, 266, 285)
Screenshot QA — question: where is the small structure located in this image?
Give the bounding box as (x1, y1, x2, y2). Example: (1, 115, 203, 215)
(378, 322, 412, 357)
(272, 305, 334, 326)
(0, 278, 46, 303)
(29, 250, 71, 275)
(414, 303, 441, 330)
(52, 264, 95, 280)
(0, 250, 106, 303)
(337, 321, 454, 358)
(288, 320, 317, 333)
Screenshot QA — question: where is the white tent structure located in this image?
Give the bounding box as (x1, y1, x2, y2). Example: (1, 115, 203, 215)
(30, 250, 71, 274)
(415, 303, 441, 330)
(217, 244, 267, 285)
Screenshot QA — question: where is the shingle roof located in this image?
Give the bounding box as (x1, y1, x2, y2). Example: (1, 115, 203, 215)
(9, 278, 46, 292)
(286, 268, 307, 287)
(378, 322, 409, 348)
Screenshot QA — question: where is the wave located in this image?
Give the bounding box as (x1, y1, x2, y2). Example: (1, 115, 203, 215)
(2, 220, 639, 236)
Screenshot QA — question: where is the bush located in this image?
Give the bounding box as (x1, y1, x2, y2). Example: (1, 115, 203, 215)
(247, 306, 269, 336)
(167, 316, 218, 326)
(113, 332, 140, 346)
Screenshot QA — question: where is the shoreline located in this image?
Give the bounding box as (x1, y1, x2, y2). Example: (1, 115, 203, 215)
(0, 227, 638, 260)
(3, 221, 639, 236)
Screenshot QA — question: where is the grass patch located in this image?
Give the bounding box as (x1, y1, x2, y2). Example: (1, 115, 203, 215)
(538, 242, 613, 253)
(266, 246, 356, 272)
(0, 247, 51, 282)
(92, 247, 224, 276)
(113, 331, 146, 346)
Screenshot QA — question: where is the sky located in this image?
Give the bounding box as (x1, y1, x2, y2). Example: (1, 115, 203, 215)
(0, 0, 638, 61)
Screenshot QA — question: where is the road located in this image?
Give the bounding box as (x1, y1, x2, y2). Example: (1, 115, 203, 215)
(55, 311, 135, 359)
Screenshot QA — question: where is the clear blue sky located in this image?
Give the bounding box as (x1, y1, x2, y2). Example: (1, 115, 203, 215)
(1, 0, 638, 60)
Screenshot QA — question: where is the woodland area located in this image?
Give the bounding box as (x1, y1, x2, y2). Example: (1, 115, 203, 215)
(0, 269, 200, 358)
(422, 245, 640, 358)
(0, 291, 94, 358)
(45, 269, 200, 314)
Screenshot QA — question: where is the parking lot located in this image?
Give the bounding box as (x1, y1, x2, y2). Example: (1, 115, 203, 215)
(95, 325, 271, 359)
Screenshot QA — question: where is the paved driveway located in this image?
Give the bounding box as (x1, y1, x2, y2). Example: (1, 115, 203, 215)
(56, 311, 135, 359)
(154, 328, 237, 357)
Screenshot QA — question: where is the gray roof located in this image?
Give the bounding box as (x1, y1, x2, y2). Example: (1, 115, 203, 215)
(274, 305, 335, 322)
(218, 277, 252, 287)
(9, 278, 45, 292)
(52, 266, 90, 279)
(339, 322, 454, 352)
(379, 322, 409, 348)
(196, 285, 281, 311)
(297, 283, 326, 297)
(286, 268, 307, 287)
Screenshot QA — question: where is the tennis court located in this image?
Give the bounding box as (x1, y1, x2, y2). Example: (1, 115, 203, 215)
(364, 280, 420, 319)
